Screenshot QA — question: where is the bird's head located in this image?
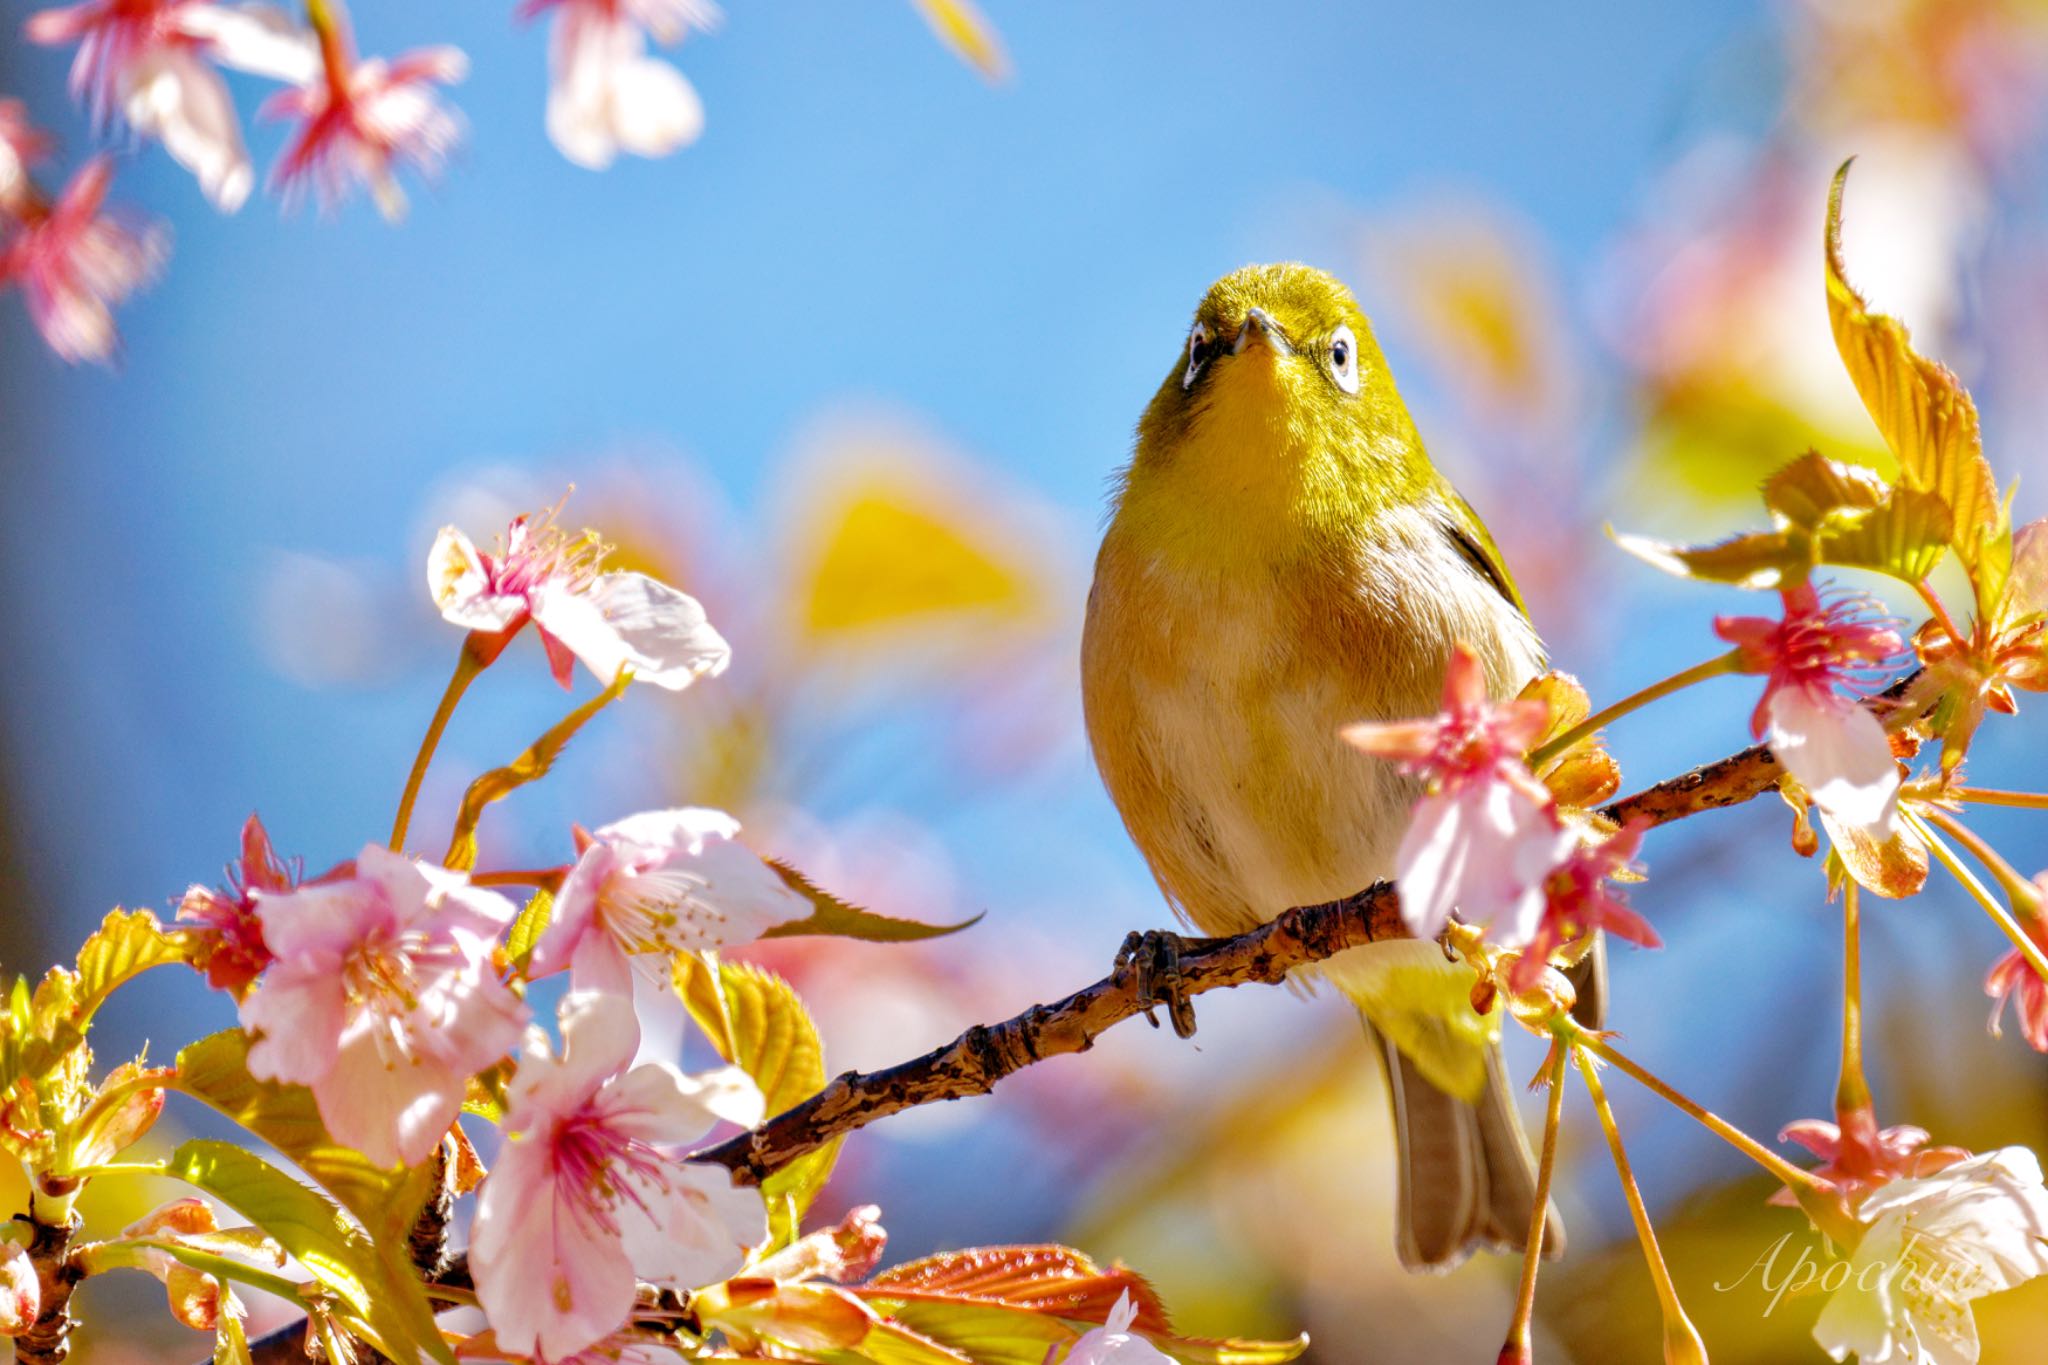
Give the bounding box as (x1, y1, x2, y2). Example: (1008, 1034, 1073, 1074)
(1121, 263, 1439, 562)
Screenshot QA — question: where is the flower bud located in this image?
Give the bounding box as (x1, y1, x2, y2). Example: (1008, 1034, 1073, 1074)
(0, 1242, 38, 1335)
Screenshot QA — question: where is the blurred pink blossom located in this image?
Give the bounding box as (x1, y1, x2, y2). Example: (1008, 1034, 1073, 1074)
(1986, 901, 2048, 1052)
(24, 0, 315, 210)
(262, 7, 465, 221)
(521, 0, 717, 169)
(471, 989, 764, 1361)
(1062, 1292, 1172, 1365)
(0, 156, 167, 363)
(239, 844, 527, 1167)
(0, 99, 52, 211)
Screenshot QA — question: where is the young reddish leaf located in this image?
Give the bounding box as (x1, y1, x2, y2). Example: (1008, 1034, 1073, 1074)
(1763, 451, 1890, 530)
(1518, 671, 1621, 808)
(863, 1245, 1172, 1333)
(761, 860, 984, 942)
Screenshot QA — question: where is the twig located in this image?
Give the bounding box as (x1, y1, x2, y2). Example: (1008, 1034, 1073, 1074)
(690, 739, 1786, 1184)
(16, 1202, 82, 1365)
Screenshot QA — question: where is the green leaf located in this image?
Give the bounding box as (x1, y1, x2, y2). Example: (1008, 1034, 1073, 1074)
(1610, 528, 1806, 589)
(74, 910, 192, 1019)
(164, 1139, 451, 1364)
(1817, 487, 1952, 584)
(214, 1310, 253, 1365)
(505, 886, 555, 974)
(171, 1030, 409, 1230)
(676, 955, 839, 1236)
(761, 861, 983, 942)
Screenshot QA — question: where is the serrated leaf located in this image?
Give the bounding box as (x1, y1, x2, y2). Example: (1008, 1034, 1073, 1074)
(677, 956, 840, 1232)
(1611, 528, 1806, 589)
(1818, 487, 1952, 584)
(1826, 161, 2005, 613)
(864, 1246, 1171, 1332)
(761, 861, 982, 942)
(505, 887, 554, 974)
(165, 1139, 450, 1364)
(910, 0, 1011, 82)
(171, 1030, 410, 1229)
(868, 1300, 1072, 1365)
(695, 1279, 874, 1353)
(75, 910, 191, 1012)
(1763, 451, 1890, 530)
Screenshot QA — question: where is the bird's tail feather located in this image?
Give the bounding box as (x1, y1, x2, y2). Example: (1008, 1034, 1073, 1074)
(1370, 1016, 1564, 1273)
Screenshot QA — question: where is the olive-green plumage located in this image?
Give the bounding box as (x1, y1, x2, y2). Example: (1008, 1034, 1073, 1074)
(1082, 262, 1569, 1270)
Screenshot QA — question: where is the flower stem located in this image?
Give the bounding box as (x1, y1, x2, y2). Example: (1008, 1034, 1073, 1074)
(1573, 1029, 1831, 1197)
(390, 643, 487, 853)
(1922, 808, 2045, 915)
(469, 867, 569, 891)
(1836, 881, 1872, 1119)
(1575, 1047, 1708, 1365)
(1908, 810, 2048, 982)
(1953, 787, 2048, 810)
(444, 669, 633, 871)
(1914, 578, 1969, 654)
(1527, 652, 1743, 772)
(1503, 1044, 1568, 1359)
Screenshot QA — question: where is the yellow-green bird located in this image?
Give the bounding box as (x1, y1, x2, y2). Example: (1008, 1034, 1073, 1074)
(1082, 262, 1588, 1270)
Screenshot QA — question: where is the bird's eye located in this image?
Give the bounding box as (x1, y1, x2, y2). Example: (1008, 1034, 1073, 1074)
(1183, 321, 1212, 391)
(1328, 324, 1359, 395)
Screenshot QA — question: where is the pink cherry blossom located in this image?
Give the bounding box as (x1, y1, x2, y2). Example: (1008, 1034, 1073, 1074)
(1062, 1292, 1172, 1365)
(238, 844, 527, 1168)
(24, 0, 315, 210)
(1775, 1115, 1968, 1209)
(0, 156, 168, 363)
(1504, 820, 1661, 994)
(429, 501, 731, 691)
(531, 808, 811, 991)
(471, 989, 765, 1362)
(261, 6, 465, 221)
(0, 100, 52, 212)
(177, 813, 327, 994)
(1715, 583, 1904, 832)
(1986, 902, 2048, 1052)
(1343, 644, 1567, 940)
(520, 0, 717, 169)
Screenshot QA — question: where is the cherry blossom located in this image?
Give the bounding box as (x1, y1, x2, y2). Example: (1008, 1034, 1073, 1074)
(177, 813, 321, 994)
(1504, 820, 1661, 994)
(429, 501, 731, 691)
(261, 4, 465, 221)
(1716, 584, 1904, 833)
(470, 989, 764, 1362)
(0, 1243, 36, 1336)
(1985, 902, 2048, 1052)
(24, 0, 315, 210)
(0, 100, 51, 211)
(530, 808, 811, 991)
(238, 844, 527, 1168)
(1776, 1116, 1968, 1209)
(0, 156, 168, 363)
(1062, 1292, 1172, 1365)
(1812, 1146, 2048, 1365)
(521, 0, 717, 169)
(1343, 644, 1569, 941)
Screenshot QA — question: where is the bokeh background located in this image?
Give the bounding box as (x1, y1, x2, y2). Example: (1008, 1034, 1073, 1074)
(6, 0, 2048, 1360)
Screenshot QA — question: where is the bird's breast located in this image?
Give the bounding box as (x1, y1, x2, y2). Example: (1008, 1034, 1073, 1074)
(1081, 504, 1542, 938)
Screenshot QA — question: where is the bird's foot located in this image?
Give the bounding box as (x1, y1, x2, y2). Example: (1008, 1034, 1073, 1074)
(1116, 929, 1207, 1039)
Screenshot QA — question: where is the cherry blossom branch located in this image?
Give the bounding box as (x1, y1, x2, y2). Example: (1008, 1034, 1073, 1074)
(15, 1207, 82, 1365)
(690, 734, 1795, 1185)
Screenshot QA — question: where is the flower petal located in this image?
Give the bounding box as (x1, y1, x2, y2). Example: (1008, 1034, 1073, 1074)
(122, 50, 253, 211)
(1767, 687, 1901, 833)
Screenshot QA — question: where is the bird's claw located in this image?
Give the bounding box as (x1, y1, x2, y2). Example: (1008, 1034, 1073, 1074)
(1117, 929, 1200, 1039)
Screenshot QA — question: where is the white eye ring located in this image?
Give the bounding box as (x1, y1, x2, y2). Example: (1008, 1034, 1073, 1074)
(1182, 321, 1211, 391)
(1328, 324, 1360, 395)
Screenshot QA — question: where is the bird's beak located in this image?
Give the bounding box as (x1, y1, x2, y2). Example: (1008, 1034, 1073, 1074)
(1233, 307, 1290, 356)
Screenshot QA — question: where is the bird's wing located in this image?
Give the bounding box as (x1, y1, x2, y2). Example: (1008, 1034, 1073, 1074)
(1435, 490, 1529, 619)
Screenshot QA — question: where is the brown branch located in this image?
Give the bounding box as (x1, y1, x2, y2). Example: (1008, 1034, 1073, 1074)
(689, 740, 1787, 1185)
(16, 1200, 82, 1365)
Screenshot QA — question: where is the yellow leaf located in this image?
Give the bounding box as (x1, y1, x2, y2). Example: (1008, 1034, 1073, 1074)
(1825, 161, 2002, 600)
(910, 0, 1011, 83)
(803, 492, 1036, 636)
